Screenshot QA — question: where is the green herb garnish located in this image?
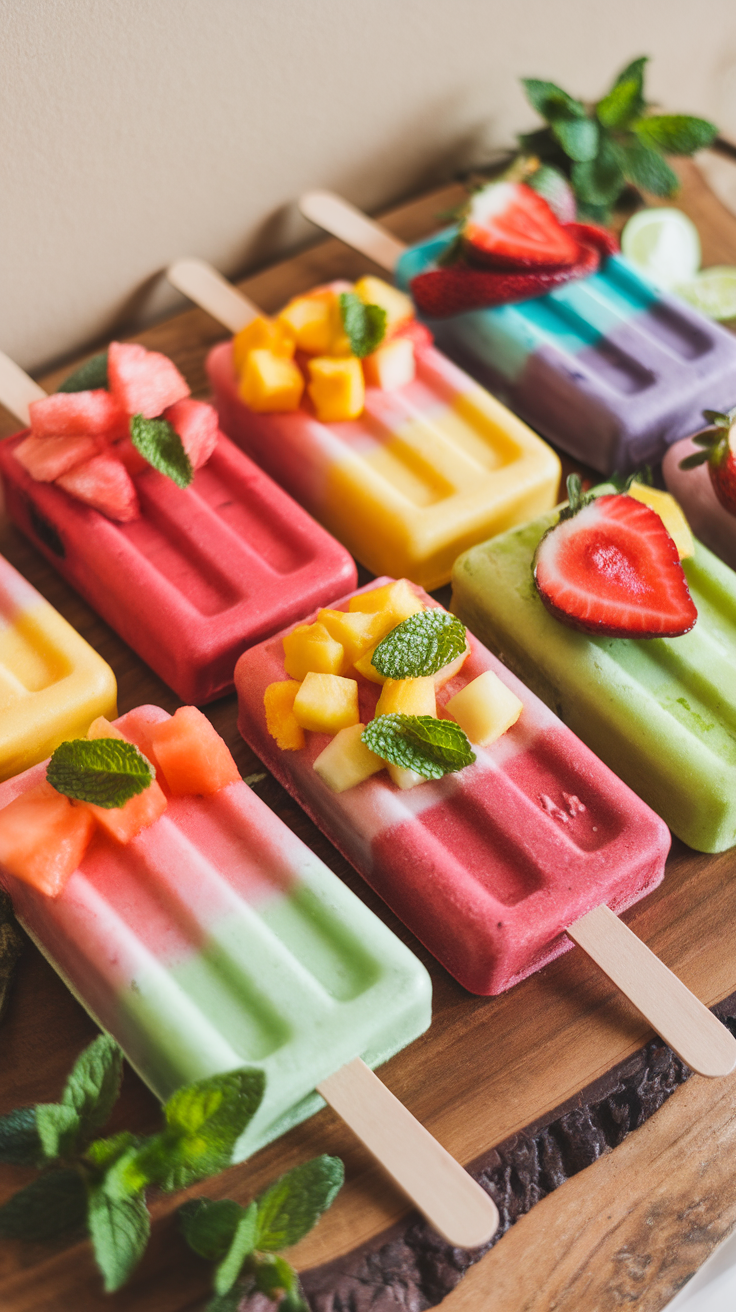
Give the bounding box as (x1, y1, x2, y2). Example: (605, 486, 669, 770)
(130, 413, 193, 488)
(338, 292, 386, 357)
(362, 714, 475, 780)
(46, 737, 154, 809)
(371, 609, 467, 680)
(57, 350, 110, 393)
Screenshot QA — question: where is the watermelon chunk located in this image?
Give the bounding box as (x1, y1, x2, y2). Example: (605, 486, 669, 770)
(151, 706, 240, 795)
(111, 705, 171, 793)
(163, 398, 219, 469)
(56, 453, 140, 522)
(108, 342, 190, 418)
(112, 436, 150, 476)
(85, 714, 167, 840)
(14, 433, 100, 482)
(28, 390, 127, 440)
(0, 780, 95, 897)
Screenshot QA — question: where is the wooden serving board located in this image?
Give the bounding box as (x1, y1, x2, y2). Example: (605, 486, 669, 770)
(1, 158, 736, 1312)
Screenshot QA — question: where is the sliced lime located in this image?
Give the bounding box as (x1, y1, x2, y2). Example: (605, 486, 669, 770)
(621, 207, 701, 289)
(675, 266, 736, 322)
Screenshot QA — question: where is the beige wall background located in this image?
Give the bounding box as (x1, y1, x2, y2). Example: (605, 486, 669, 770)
(2, 0, 736, 374)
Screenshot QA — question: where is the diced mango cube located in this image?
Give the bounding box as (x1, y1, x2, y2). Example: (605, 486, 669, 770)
(375, 677, 436, 718)
(386, 762, 425, 790)
(293, 672, 360, 734)
(363, 336, 415, 391)
(317, 607, 395, 670)
(313, 723, 384, 792)
(434, 642, 471, 688)
(307, 356, 365, 422)
(348, 579, 424, 625)
(264, 681, 305, 750)
(283, 622, 344, 681)
(88, 716, 125, 741)
(278, 291, 339, 355)
(626, 483, 694, 559)
(353, 642, 388, 684)
(445, 670, 523, 746)
(233, 316, 296, 374)
(354, 277, 414, 330)
(239, 349, 304, 413)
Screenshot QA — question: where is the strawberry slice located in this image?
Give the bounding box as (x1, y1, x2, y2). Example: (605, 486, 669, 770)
(533, 483, 697, 639)
(462, 182, 581, 269)
(679, 408, 736, 516)
(410, 240, 599, 318)
(564, 222, 619, 258)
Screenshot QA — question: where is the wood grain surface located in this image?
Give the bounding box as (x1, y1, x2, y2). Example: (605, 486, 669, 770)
(0, 156, 735, 1311)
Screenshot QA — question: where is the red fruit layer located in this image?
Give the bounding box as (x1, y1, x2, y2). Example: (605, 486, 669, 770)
(411, 240, 599, 318)
(463, 182, 581, 270)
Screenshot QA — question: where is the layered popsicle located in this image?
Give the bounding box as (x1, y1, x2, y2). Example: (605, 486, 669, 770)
(169, 260, 561, 591)
(0, 551, 117, 780)
(0, 348, 356, 703)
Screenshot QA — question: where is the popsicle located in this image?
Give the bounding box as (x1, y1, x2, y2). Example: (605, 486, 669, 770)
(0, 349, 356, 704)
(663, 435, 736, 572)
(235, 578, 736, 1078)
(0, 705, 498, 1248)
(0, 551, 117, 780)
(167, 258, 561, 590)
(298, 190, 736, 476)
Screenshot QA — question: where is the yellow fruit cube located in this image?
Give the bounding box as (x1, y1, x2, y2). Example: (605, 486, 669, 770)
(88, 716, 125, 740)
(278, 291, 339, 355)
(626, 483, 694, 559)
(445, 670, 523, 746)
(375, 677, 436, 718)
(353, 642, 388, 684)
(317, 608, 395, 670)
(233, 317, 296, 374)
(239, 349, 304, 413)
(313, 723, 384, 792)
(387, 762, 425, 790)
(293, 673, 360, 734)
(363, 336, 415, 391)
(307, 356, 365, 422)
(434, 642, 471, 688)
(264, 681, 305, 751)
(354, 277, 414, 330)
(283, 623, 344, 681)
(348, 579, 424, 625)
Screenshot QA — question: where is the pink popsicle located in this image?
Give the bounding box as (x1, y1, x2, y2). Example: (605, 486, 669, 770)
(663, 434, 736, 571)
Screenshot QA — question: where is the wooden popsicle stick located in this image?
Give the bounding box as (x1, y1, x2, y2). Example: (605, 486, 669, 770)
(568, 905, 736, 1078)
(318, 1057, 498, 1249)
(167, 258, 259, 334)
(299, 190, 407, 272)
(0, 350, 46, 425)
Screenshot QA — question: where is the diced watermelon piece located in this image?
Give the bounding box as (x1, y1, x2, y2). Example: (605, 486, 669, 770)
(151, 706, 240, 795)
(108, 342, 190, 418)
(14, 433, 100, 482)
(28, 390, 127, 440)
(163, 398, 220, 470)
(393, 319, 433, 350)
(56, 453, 140, 522)
(112, 436, 150, 476)
(0, 781, 95, 897)
(85, 781, 167, 844)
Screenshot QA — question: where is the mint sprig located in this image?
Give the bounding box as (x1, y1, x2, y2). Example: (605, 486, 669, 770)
(57, 350, 110, 393)
(371, 609, 467, 679)
(362, 714, 475, 779)
(47, 737, 154, 809)
(338, 292, 386, 357)
(130, 413, 193, 488)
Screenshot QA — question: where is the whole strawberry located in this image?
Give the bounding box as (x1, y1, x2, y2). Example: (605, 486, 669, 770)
(679, 407, 736, 516)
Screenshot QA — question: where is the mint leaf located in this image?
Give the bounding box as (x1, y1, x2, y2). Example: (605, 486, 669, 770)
(87, 1184, 150, 1292)
(0, 1107, 43, 1167)
(57, 350, 109, 393)
(522, 78, 586, 124)
(679, 449, 710, 469)
(551, 116, 599, 163)
(596, 56, 647, 128)
(130, 413, 193, 489)
(255, 1155, 344, 1251)
(214, 1202, 258, 1295)
(362, 715, 475, 780)
(0, 1169, 87, 1240)
(254, 1253, 301, 1299)
(179, 1197, 243, 1261)
(371, 609, 467, 679)
(634, 114, 717, 156)
(616, 138, 679, 196)
(85, 1131, 139, 1174)
(60, 1033, 123, 1145)
(47, 737, 154, 808)
(338, 293, 386, 357)
(571, 137, 623, 206)
(35, 1102, 81, 1160)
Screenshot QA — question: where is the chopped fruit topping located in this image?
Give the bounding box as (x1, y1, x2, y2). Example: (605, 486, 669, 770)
(307, 356, 365, 422)
(353, 642, 389, 684)
(107, 342, 190, 418)
(232, 316, 296, 373)
(0, 780, 95, 897)
(87, 715, 125, 740)
(462, 182, 581, 270)
(410, 239, 599, 318)
(56, 453, 140, 522)
(626, 482, 694, 559)
(354, 277, 414, 331)
(375, 677, 436, 719)
(316, 607, 392, 671)
(292, 672, 360, 733)
(163, 399, 220, 470)
(150, 706, 240, 795)
(533, 476, 698, 638)
(393, 319, 433, 351)
(283, 622, 344, 681)
(363, 337, 415, 391)
(239, 348, 305, 413)
(278, 291, 340, 355)
(679, 408, 736, 518)
(86, 781, 167, 845)
(264, 681, 305, 751)
(362, 714, 475, 780)
(432, 643, 471, 688)
(28, 389, 127, 440)
(446, 670, 523, 746)
(313, 723, 384, 792)
(386, 763, 426, 791)
(14, 433, 100, 482)
(348, 578, 424, 624)
(112, 435, 152, 476)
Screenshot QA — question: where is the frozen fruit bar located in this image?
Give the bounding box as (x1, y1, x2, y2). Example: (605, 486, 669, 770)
(452, 515, 736, 852)
(235, 580, 670, 996)
(0, 705, 431, 1158)
(0, 552, 116, 781)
